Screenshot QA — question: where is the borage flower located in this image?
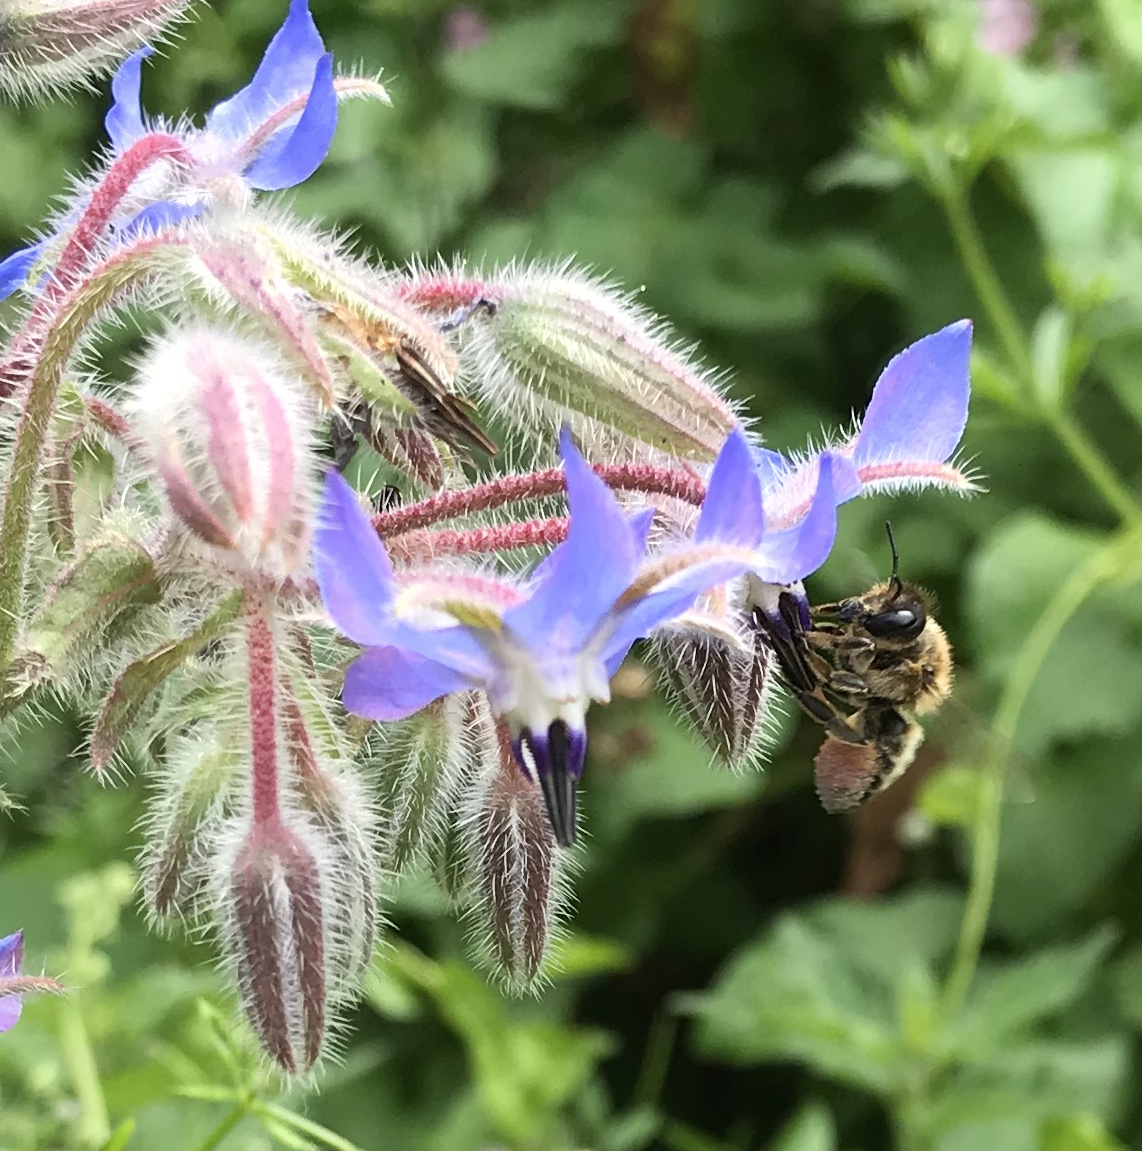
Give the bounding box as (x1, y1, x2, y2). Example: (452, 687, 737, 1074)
(747, 319, 974, 629)
(0, 0, 389, 297)
(0, 930, 63, 1033)
(315, 429, 842, 846)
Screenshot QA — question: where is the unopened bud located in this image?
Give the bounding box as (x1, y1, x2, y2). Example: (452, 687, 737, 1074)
(403, 263, 738, 460)
(263, 220, 495, 457)
(370, 693, 476, 874)
(141, 735, 239, 920)
(654, 624, 779, 770)
(130, 327, 316, 577)
(464, 723, 560, 992)
(220, 815, 327, 1073)
(0, 0, 191, 99)
(285, 692, 380, 986)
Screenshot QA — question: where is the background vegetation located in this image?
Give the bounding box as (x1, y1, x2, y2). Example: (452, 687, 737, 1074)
(3, 0, 1142, 1148)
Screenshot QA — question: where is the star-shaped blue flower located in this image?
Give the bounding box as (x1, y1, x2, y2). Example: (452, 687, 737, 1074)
(315, 428, 843, 845)
(0, 931, 24, 1033)
(0, 0, 380, 299)
(746, 320, 973, 632)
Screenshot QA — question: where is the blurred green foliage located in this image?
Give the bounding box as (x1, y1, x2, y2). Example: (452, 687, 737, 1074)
(7, 0, 1142, 1148)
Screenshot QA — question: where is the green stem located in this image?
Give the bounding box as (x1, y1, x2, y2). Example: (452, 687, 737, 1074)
(941, 536, 1132, 1017)
(191, 1102, 247, 1151)
(940, 186, 1033, 383)
(59, 997, 110, 1148)
(939, 184, 1142, 524)
(1042, 407, 1142, 525)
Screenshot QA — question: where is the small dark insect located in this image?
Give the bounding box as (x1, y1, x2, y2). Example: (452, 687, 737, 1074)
(754, 524, 954, 812)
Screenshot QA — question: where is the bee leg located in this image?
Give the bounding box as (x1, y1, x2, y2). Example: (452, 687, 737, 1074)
(826, 670, 870, 700)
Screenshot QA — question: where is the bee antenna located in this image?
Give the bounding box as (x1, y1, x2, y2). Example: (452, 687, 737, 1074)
(885, 521, 903, 598)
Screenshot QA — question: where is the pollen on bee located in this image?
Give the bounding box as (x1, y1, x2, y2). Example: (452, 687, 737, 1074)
(813, 738, 880, 814)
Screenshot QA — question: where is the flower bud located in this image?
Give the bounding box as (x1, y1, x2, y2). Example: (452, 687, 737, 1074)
(401, 262, 738, 460)
(129, 327, 316, 577)
(369, 693, 476, 874)
(141, 735, 238, 920)
(284, 692, 380, 987)
(654, 623, 779, 770)
(463, 721, 561, 992)
(0, 0, 191, 99)
(219, 814, 327, 1074)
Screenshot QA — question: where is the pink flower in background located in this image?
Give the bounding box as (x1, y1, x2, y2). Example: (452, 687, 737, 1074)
(444, 6, 489, 52)
(978, 0, 1037, 56)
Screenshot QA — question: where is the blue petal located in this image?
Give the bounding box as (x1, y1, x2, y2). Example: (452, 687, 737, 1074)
(852, 321, 972, 470)
(0, 243, 42, 301)
(753, 453, 853, 583)
(118, 200, 205, 238)
(358, 617, 499, 683)
(696, 428, 764, 548)
(343, 646, 469, 720)
(0, 995, 21, 1033)
(206, 0, 326, 143)
(753, 446, 790, 491)
(0, 931, 21, 977)
(505, 428, 644, 654)
(105, 48, 151, 151)
(244, 53, 337, 190)
(313, 470, 396, 646)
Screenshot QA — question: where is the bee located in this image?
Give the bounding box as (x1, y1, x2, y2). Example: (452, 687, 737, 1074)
(754, 524, 953, 813)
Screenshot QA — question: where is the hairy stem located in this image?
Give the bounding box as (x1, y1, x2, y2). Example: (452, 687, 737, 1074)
(245, 595, 280, 825)
(373, 461, 706, 538)
(386, 517, 569, 563)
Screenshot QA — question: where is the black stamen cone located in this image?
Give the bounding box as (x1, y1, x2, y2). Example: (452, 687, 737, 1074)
(538, 720, 578, 848)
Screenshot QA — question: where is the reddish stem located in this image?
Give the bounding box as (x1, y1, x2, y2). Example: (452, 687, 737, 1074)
(245, 597, 280, 826)
(388, 517, 570, 563)
(0, 133, 191, 400)
(374, 462, 705, 539)
(85, 395, 133, 440)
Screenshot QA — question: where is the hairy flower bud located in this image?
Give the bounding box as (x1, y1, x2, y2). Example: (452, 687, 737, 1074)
(130, 327, 316, 577)
(0, 0, 192, 99)
(400, 262, 739, 460)
(141, 735, 239, 920)
(654, 623, 780, 770)
(369, 693, 477, 874)
(219, 814, 328, 1074)
(463, 720, 562, 992)
(284, 689, 380, 986)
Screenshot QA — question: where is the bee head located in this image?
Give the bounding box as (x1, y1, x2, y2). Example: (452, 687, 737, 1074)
(858, 523, 928, 641)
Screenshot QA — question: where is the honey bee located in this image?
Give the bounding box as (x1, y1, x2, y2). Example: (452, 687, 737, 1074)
(754, 525, 954, 812)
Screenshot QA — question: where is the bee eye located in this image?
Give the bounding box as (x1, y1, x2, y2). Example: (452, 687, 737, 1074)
(864, 605, 925, 640)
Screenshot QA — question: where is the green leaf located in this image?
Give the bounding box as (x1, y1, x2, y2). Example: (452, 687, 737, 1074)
(944, 929, 1116, 1057)
(917, 764, 984, 829)
(1031, 305, 1073, 409)
(992, 738, 1142, 939)
(966, 514, 1142, 756)
(18, 537, 162, 683)
(1098, 0, 1142, 63)
(97, 1120, 136, 1151)
(441, 0, 626, 109)
(89, 589, 242, 771)
(687, 889, 961, 1092)
(1040, 1114, 1130, 1151)
(769, 1102, 836, 1151)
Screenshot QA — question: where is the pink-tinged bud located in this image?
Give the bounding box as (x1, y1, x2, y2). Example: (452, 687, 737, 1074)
(0, 0, 191, 99)
(129, 327, 316, 578)
(978, 0, 1037, 56)
(400, 262, 739, 461)
(464, 722, 561, 992)
(221, 815, 327, 1074)
(654, 624, 780, 770)
(284, 690, 380, 987)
